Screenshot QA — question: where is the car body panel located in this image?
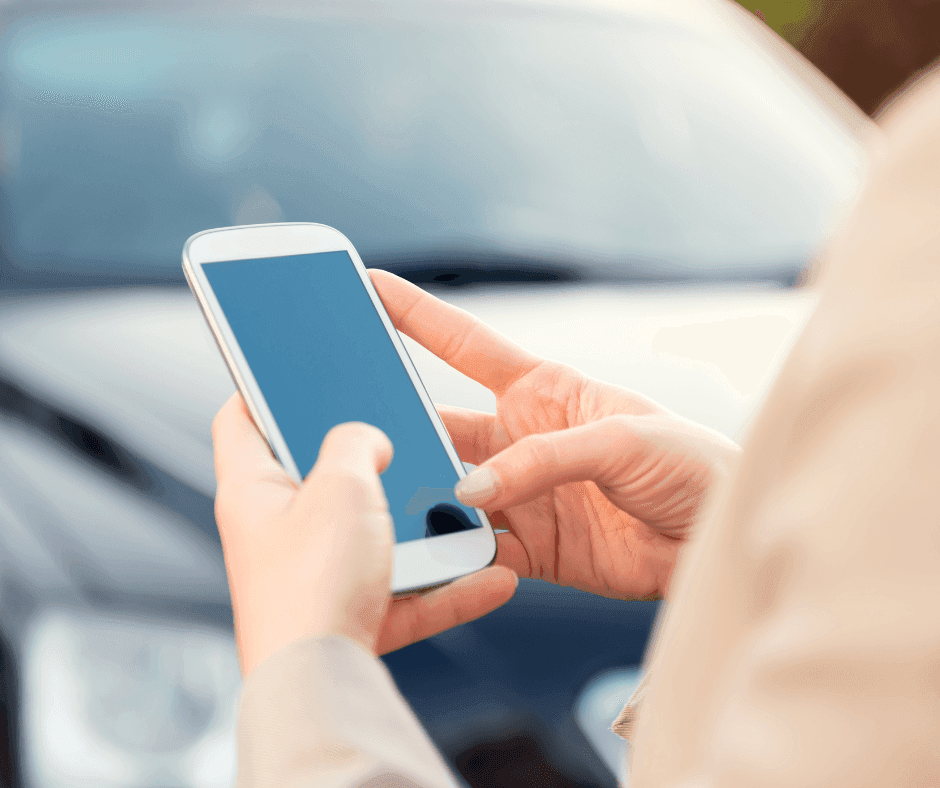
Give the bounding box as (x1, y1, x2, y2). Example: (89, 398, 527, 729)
(0, 282, 816, 480)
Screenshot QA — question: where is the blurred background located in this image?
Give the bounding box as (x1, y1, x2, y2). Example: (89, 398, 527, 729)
(0, 1, 934, 788)
(738, 0, 940, 115)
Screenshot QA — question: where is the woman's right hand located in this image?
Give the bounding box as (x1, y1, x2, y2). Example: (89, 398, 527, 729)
(371, 270, 740, 601)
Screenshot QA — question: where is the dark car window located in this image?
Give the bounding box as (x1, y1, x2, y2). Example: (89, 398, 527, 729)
(0, 1, 865, 286)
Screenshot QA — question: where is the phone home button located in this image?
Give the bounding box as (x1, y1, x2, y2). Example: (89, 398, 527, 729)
(425, 503, 477, 537)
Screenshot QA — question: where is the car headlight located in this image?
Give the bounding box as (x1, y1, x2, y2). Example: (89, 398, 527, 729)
(21, 607, 241, 788)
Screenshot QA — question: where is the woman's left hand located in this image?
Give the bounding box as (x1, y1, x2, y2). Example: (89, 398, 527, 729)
(212, 393, 517, 676)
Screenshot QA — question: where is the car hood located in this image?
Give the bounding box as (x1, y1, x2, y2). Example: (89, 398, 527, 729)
(0, 282, 817, 490)
(0, 282, 817, 604)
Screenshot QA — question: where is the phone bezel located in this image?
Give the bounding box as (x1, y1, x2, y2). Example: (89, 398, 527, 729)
(183, 222, 497, 594)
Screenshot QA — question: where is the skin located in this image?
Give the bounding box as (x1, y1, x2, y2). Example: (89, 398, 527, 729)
(212, 271, 739, 675)
(213, 395, 518, 676)
(370, 269, 741, 601)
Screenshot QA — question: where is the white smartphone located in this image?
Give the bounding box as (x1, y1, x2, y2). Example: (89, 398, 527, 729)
(183, 222, 496, 594)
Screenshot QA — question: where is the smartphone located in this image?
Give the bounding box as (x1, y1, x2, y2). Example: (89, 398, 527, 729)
(183, 223, 496, 594)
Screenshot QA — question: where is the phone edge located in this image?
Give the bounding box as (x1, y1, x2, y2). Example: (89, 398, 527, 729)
(182, 224, 498, 592)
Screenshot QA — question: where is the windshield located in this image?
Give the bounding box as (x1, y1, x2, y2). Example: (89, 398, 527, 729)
(0, 0, 866, 286)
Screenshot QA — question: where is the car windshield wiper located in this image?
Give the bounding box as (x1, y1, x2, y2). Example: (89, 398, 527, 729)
(367, 253, 585, 287)
(0, 250, 804, 290)
(367, 252, 805, 288)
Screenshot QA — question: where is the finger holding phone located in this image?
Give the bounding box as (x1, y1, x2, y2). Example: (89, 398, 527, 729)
(189, 221, 735, 680)
(370, 269, 741, 601)
(212, 393, 517, 675)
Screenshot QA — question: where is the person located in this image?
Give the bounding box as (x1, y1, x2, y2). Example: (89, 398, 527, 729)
(212, 61, 940, 787)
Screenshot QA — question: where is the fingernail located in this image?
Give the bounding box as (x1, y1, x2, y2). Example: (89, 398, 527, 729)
(455, 467, 500, 506)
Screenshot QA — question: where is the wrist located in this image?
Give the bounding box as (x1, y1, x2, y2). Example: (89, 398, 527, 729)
(242, 630, 379, 681)
(235, 602, 344, 677)
(236, 588, 389, 676)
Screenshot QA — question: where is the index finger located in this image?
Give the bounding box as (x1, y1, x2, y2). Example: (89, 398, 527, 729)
(369, 268, 542, 395)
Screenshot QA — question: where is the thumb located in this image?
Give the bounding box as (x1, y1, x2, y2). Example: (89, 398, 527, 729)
(314, 422, 394, 475)
(454, 416, 640, 512)
(297, 421, 394, 511)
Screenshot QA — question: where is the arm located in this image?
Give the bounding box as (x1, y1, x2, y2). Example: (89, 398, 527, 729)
(630, 66, 940, 787)
(211, 398, 516, 788)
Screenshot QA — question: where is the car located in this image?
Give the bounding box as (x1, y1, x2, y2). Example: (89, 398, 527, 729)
(0, 1, 872, 786)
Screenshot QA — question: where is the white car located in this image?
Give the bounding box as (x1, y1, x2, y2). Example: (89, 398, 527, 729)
(0, 1, 872, 786)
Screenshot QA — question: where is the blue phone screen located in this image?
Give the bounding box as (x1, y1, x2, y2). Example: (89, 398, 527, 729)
(204, 251, 482, 543)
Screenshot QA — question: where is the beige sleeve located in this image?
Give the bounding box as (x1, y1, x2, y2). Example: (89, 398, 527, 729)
(629, 68, 940, 788)
(236, 635, 458, 788)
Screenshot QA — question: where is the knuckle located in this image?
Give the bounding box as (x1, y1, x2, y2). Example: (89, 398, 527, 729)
(522, 432, 559, 471)
(606, 413, 634, 431)
(441, 319, 478, 363)
(605, 414, 638, 443)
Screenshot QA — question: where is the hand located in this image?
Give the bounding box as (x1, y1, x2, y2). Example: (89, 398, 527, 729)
(370, 270, 740, 600)
(212, 393, 517, 675)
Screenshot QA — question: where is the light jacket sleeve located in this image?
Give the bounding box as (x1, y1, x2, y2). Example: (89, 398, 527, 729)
(628, 68, 940, 788)
(236, 635, 458, 788)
